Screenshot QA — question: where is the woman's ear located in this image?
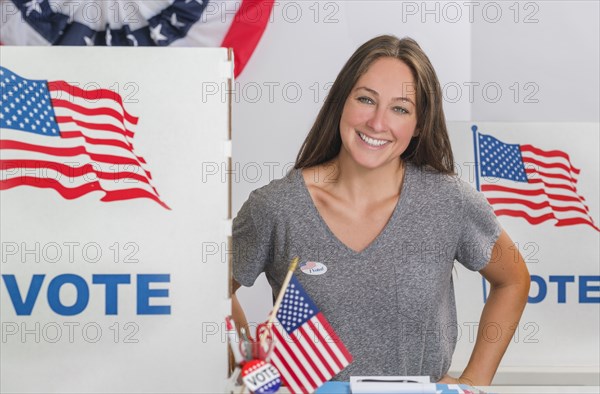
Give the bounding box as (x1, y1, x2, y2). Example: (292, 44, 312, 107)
(412, 128, 420, 138)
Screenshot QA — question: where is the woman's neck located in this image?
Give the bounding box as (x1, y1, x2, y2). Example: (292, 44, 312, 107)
(323, 154, 406, 205)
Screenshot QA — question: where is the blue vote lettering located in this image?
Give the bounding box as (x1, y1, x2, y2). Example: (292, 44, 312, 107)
(1, 274, 171, 316)
(92, 274, 131, 315)
(527, 275, 600, 304)
(1, 274, 45, 315)
(579, 276, 600, 303)
(47, 274, 90, 316)
(137, 274, 171, 315)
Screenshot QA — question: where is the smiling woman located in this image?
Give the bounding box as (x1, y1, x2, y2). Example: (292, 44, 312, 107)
(295, 36, 453, 174)
(232, 35, 530, 388)
(338, 58, 419, 171)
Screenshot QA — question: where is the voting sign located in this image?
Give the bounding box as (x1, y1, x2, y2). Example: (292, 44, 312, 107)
(1, 47, 232, 393)
(448, 122, 600, 374)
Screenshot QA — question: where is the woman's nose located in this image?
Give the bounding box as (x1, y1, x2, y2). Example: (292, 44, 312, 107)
(366, 107, 387, 133)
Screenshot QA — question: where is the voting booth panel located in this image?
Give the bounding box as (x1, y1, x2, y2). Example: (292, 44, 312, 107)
(0, 47, 232, 393)
(448, 122, 600, 375)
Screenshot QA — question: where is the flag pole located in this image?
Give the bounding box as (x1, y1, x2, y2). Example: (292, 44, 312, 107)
(260, 257, 299, 347)
(472, 124, 489, 303)
(472, 124, 481, 192)
(267, 256, 299, 327)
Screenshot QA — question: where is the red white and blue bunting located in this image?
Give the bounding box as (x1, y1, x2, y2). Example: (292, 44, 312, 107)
(0, 0, 274, 76)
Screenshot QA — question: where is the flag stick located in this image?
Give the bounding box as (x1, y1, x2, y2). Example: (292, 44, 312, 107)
(268, 256, 299, 326)
(261, 257, 299, 345)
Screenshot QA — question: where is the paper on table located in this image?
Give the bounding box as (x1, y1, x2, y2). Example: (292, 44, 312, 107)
(350, 376, 436, 394)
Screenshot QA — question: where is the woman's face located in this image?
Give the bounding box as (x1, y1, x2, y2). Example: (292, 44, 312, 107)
(338, 57, 418, 171)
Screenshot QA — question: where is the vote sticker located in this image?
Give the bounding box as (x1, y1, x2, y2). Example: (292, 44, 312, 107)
(241, 359, 281, 394)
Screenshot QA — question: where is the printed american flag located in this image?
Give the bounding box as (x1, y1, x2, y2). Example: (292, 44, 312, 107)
(0, 66, 169, 209)
(475, 127, 598, 231)
(271, 275, 352, 394)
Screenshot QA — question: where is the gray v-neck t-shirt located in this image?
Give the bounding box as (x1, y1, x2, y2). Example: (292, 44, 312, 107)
(233, 163, 501, 382)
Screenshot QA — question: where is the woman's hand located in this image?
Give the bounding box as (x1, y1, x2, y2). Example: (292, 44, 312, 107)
(437, 374, 459, 384)
(437, 374, 475, 386)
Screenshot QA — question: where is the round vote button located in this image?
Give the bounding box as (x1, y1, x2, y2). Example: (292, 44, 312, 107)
(241, 359, 282, 394)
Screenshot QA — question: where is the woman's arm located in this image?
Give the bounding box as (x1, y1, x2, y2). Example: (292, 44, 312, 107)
(231, 279, 252, 339)
(441, 229, 531, 386)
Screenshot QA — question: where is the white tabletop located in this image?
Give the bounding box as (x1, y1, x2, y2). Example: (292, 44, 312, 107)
(478, 387, 600, 394)
(275, 385, 600, 394)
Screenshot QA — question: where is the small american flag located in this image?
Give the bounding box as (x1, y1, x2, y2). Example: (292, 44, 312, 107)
(271, 275, 352, 394)
(0, 66, 169, 209)
(475, 126, 598, 231)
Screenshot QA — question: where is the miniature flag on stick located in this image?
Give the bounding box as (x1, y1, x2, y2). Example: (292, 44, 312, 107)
(269, 273, 353, 394)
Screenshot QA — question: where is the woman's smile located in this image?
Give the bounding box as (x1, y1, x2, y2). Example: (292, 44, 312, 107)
(357, 131, 391, 148)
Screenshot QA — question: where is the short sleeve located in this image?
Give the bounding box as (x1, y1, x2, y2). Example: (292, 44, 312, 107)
(455, 180, 502, 271)
(232, 190, 273, 287)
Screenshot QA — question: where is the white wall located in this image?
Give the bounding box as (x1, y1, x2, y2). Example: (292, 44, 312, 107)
(471, 0, 599, 121)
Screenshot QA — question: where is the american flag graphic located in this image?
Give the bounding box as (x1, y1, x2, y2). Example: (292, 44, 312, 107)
(0, 66, 169, 209)
(271, 275, 352, 394)
(474, 126, 598, 231)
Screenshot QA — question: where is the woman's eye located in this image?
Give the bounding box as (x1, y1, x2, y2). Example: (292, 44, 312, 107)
(357, 96, 374, 104)
(393, 106, 409, 114)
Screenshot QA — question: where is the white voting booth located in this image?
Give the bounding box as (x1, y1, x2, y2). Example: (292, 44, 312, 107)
(0, 47, 232, 393)
(2, 47, 599, 393)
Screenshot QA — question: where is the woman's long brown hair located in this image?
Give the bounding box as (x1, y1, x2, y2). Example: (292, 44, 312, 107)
(294, 35, 454, 174)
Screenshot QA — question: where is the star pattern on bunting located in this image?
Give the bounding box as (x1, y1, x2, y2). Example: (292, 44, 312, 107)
(150, 24, 167, 44)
